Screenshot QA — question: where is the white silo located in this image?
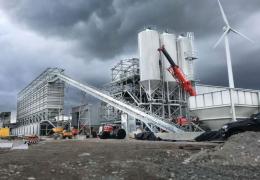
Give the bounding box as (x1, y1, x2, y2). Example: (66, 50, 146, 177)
(177, 33, 197, 80)
(138, 29, 161, 96)
(160, 32, 178, 85)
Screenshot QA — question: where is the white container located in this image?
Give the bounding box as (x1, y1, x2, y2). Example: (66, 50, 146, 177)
(160, 32, 178, 83)
(177, 35, 195, 80)
(189, 89, 259, 109)
(138, 29, 161, 93)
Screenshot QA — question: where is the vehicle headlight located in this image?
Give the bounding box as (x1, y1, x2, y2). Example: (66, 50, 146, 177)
(221, 125, 228, 131)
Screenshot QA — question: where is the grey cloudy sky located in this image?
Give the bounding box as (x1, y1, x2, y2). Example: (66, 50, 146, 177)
(0, 0, 259, 112)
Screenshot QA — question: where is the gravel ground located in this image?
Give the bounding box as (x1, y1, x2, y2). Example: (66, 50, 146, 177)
(188, 132, 260, 167)
(0, 138, 259, 180)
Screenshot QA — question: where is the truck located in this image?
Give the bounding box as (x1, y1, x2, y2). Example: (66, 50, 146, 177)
(98, 124, 126, 139)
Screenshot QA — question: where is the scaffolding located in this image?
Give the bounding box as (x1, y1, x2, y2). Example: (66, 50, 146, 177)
(101, 58, 189, 124)
(17, 68, 65, 126)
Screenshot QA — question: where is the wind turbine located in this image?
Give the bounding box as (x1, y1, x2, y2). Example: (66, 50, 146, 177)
(214, 0, 253, 121)
(214, 0, 253, 88)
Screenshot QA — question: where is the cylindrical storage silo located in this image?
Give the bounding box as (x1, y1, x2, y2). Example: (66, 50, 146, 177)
(138, 29, 161, 95)
(187, 32, 197, 59)
(177, 36, 195, 80)
(160, 32, 178, 88)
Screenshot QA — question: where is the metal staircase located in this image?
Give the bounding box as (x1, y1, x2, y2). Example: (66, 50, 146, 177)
(49, 73, 184, 133)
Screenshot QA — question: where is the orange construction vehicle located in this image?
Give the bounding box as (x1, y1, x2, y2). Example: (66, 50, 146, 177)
(52, 127, 73, 139)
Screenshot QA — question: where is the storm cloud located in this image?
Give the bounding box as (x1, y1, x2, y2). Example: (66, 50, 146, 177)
(0, 0, 259, 111)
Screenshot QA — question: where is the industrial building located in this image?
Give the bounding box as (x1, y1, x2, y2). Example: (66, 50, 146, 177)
(72, 104, 100, 130)
(13, 68, 65, 135)
(0, 112, 11, 128)
(72, 104, 89, 128)
(12, 68, 101, 136)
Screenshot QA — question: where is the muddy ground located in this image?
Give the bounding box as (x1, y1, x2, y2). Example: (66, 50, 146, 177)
(0, 138, 259, 180)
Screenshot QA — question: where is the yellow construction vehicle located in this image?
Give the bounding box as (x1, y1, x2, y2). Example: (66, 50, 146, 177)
(52, 127, 73, 139)
(0, 128, 10, 138)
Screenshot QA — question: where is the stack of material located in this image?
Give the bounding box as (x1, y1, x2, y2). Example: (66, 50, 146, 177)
(186, 132, 260, 166)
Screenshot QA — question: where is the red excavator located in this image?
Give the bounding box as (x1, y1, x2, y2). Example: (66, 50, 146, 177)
(158, 46, 196, 96)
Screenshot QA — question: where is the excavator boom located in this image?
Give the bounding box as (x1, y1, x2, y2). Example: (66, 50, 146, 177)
(158, 46, 196, 96)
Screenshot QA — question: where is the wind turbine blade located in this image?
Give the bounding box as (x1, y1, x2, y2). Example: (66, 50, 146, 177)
(213, 29, 229, 48)
(218, 0, 229, 26)
(231, 28, 254, 43)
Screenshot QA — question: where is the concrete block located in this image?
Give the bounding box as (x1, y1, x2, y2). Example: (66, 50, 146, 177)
(0, 142, 13, 148)
(12, 143, 28, 150)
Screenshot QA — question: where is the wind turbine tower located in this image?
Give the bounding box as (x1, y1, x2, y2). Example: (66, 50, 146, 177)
(214, 0, 253, 88)
(214, 0, 253, 121)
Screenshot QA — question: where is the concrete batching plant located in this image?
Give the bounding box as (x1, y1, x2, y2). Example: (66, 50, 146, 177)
(10, 26, 260, 135)
(102, 28, 197, 125)
(101, 28, 260, 131)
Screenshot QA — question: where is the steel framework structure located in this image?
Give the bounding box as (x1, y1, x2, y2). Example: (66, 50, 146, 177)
(48, 72, 183, 132)
(102, 58, 189, 124)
